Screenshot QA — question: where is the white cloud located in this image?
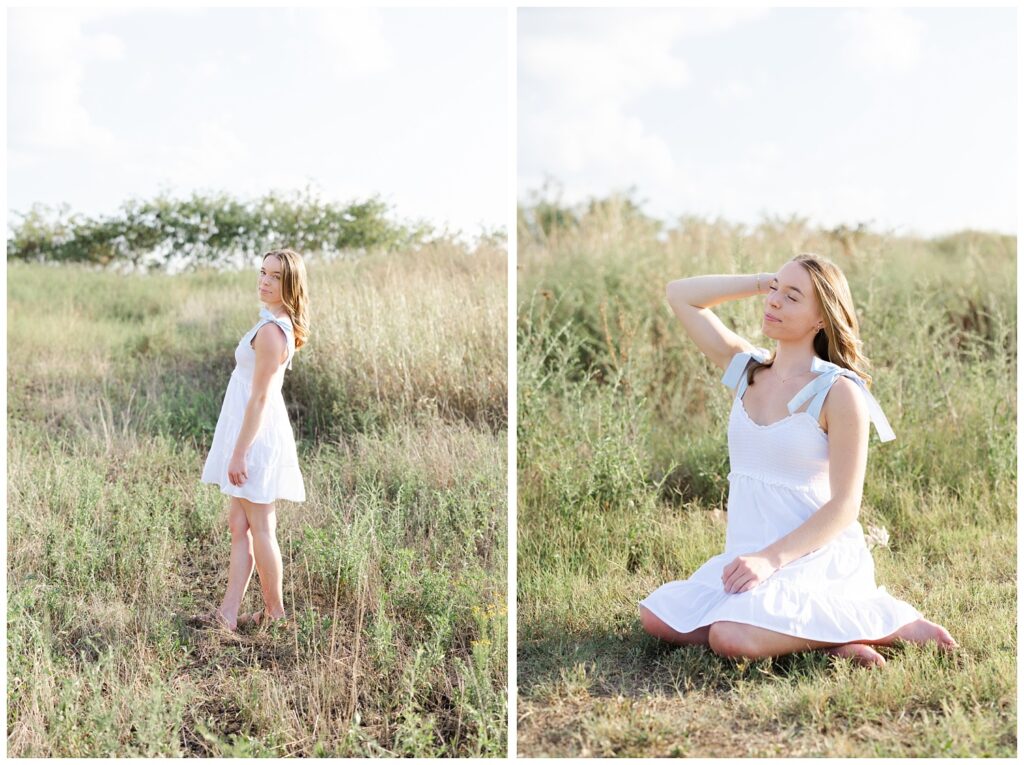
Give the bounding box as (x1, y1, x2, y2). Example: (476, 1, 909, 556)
(117, 120, 250, 198)
(8, 8, 124, 151)
(186, 121, 250, 169)
(519, 11, 691, 194)
(675, 7, 771, 36)
(311, 8, 394, 78)
(748, 141, 782, 167)
(7, 148, 38, 172)
(7, 7, 507, 237)
(520, 17, 690, 107)
(132, 70, 155, 93)
(712, 79, 753, 105)
(840, 8, 924, 75)
(519, 8, 771, 202)
(524, 106, 676, 182)
(519, 8, 1012, 236)
(195, 56, 225, 81)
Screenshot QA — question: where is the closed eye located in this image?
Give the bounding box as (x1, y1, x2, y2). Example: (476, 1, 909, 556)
(770, 281, 800, 301)
(774, 284, 798, 303)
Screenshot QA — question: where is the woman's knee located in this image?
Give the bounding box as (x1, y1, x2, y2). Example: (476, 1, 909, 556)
(640, 607, 712, 646)
(227, 500, 251, 541)
(239, 498, 276, 534)
(708, 621, 752, 658)
(639, 605, 664, 637)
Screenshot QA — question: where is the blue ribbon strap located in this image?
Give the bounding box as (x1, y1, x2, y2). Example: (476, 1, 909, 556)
(257, 307, 295, 370)
(722, 349, 896, 442)
(788, 357, 895, 442)
(721, 347, 770, 398)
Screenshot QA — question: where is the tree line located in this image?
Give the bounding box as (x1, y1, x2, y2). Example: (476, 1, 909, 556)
(7, 187, 431, 271)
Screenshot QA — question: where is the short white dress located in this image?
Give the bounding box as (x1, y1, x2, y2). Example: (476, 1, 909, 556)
(200, 306, 306, 504)
(639, 347, 922, 643)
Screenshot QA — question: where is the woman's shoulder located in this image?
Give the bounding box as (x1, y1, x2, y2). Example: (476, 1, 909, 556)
(822, 374, 869, 427)
(255, 309, 294, 336)
(251, 316, 289, 353)
(721, 345, 771, 391)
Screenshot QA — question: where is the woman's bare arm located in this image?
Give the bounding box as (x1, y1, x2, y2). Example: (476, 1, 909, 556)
(722, 377, 870, 593)
(759, 377, 869, 568)
(232, 324, 287, 459)
(665, 271, 775, 372)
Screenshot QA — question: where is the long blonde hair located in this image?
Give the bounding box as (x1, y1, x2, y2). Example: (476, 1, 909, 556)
(747, 252, 873, 389)
(263, 248, 310, 353)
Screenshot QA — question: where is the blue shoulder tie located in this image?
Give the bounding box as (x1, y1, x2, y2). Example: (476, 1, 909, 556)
(721, 349, 896, 442)
(721, 347, 771, 400)
(257, 307, 295, 370)
(787, 357, 895, 442)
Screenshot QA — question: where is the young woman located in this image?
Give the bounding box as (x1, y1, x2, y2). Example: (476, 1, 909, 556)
(638, 254, 957, 668)
(199, 248, 309, 632)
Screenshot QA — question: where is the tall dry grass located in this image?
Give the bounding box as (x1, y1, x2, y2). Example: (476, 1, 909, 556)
(517, 199, 1015, 757)
(7, 239, 507, 756)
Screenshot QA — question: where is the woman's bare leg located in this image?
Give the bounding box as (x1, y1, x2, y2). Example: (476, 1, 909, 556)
(240, 498, 286, 618)
(818, 643, 886, 667)
(641, 608, 885, 666)
(709, 620, 842, 659)
(855, 618, 958, 650)
(639, 605, 711, 646)
(215, 497, 256, 629)
(709, 618, 957, 662)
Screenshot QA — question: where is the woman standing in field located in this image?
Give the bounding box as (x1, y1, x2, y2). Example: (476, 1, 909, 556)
(199, 248, 309, 632)
(639, 254, 957, 667)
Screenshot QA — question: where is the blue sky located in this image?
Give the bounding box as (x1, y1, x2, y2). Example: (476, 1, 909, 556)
(7, 7, 507, 239)
(519, 7, 1016, 237)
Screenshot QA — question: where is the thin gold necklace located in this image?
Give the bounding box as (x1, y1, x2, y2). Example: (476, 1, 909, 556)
(772, 366, 807, 383)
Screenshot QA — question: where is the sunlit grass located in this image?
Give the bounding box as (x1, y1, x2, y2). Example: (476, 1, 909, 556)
(517, 201, 1015, 757)
(7, 240, 508, 757)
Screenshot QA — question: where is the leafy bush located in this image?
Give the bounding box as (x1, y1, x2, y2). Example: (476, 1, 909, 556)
(7, 186, 431, 271)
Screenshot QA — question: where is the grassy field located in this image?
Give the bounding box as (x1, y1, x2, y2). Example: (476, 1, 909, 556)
(517, 202, 1015, 757)
(7, 239, 507, 756)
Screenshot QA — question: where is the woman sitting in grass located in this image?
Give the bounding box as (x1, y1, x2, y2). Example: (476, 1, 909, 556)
(639, 254, 957, 668)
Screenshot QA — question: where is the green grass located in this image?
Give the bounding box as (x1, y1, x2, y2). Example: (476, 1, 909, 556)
(7, 240, 507, 756)
(517, 202, 1015, 757)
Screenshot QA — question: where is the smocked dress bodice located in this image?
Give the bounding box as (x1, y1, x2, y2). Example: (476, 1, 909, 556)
(200, 306, 305, 504)
(230, 307, 296, 390)
(639, 346, 920, 643)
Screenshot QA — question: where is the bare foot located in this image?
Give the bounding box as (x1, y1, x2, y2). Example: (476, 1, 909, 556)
(249, 609, 288, 629)
(892, 619, 958, 652)
(198, 607, 237, 632)
(821, 642, 886, 668)
(236, 610, 262, 628)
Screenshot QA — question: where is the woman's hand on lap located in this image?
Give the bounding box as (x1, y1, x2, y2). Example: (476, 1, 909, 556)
(721, 553, 777, 594)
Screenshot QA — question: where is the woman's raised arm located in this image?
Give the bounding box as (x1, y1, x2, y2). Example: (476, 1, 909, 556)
(665, 271, 774, 373)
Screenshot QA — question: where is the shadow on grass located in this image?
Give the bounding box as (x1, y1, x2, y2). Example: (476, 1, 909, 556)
(518, 623, 917, 703)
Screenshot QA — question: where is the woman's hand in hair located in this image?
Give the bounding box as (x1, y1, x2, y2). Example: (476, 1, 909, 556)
(721, 553, 778, 594)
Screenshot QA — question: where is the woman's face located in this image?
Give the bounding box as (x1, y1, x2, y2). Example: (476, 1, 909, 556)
(762, 261, 823, 341)
(258, 255, 285, 306)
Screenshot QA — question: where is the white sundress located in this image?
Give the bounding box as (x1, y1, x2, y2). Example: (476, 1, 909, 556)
(200, 307, 306, 504)
(639, 347, 922, 643)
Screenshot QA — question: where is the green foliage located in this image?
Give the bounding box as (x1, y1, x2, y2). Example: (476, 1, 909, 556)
(7, 186, 431, 271)
(517, 195, 1016, 756)
(517, 181, 659, 243)
(7, 240, 507, 756)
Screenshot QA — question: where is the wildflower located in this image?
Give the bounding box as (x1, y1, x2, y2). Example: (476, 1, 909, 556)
(866, 524, 890, 550)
